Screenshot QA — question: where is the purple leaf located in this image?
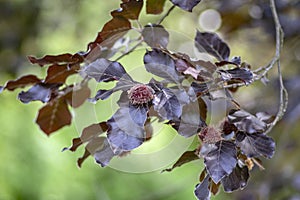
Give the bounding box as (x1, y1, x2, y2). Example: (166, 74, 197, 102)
(195, 31, 230, 61)
(236, 131, 275, 159)
(194, 175, 211, 200)
(18, 83, 60, 104)
(94, 138, 116, 167)
(153, 88, 189, 120)
(221, 165, 249, 192)
(142, 24, 169, 48)
(144, 49, 183, 83)
(201, 141, 237, 183)
(169, 101, 206, 137)
(84, 58, 132, 82)
(228, 109, 267, 134)
(219, 68, 253, 85)
(171, 0, 202, 12)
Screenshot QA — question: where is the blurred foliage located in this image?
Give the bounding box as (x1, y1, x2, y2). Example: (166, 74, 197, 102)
(0, 0, 299, 199)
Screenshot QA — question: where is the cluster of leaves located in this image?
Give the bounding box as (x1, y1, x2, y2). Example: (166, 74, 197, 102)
(0, 0, 279, 199)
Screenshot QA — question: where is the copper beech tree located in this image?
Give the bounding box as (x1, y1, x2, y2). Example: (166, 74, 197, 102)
(0, 0, 288, 199)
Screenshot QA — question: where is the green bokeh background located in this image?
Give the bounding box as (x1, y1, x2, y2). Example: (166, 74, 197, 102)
(0, 1, 299, 200)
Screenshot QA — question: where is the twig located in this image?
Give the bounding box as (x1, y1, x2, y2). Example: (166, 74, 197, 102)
(264, 0, 288, 134)
(156, 5, 176, 25)
(115, 40, 144, 61)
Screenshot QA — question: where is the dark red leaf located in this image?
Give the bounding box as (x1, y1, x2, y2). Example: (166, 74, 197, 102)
(64, 85, 91, 108)
(28, 54, 82, 67)
(142, 24, 169, 48)
(36, 98, 72, 135)
(77, 137, 107, 167)
(146, 0, 166, 14)
(87, 17, 131, 53)
(84, 58, 132, 82)
(80, 122, 108, 142)
(45, 64, 79, 84)
(194, 175, 211, 200)
(18, 83, 60, 104)
(221, 165, 249, 192)
(111, 0, 143, 20)
(162, 150, 199, 172)
(62, 138, 82, 152)
(171, 0, 201, 12)
(211, 181, 221, 195)
(201, 140, 237, 183)
(195, 31, 230, 61)
(4, 75, 41, 91)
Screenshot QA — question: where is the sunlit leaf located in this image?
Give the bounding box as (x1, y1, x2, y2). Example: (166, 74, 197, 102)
(162, 150, 199, 172)
(18, 83, 60, 104)
(146, 0, 166, 14)
(221, 165, 249, 192)
(87, 17, 131, 54)
(142, 24, 169, 48)
(45, 64, 79, 84)
(36, 98, 72, 135)
(144, 49, 183, 83)
(194, 175, 211, 200)
(195, 31, 230, 61)
(4, 75, 41, 91)
(171, 0, 202, 12)
(236, 131, 275, 159)
(28, 53, 82, 67)
(64, 84, 91, 108)
(201, 141, 237, 183)
(111, 0, 143, 20)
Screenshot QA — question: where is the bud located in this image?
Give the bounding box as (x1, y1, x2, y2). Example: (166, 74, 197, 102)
(127, 84, 154, 105)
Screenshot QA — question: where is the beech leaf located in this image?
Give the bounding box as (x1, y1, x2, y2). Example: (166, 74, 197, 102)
(195, 31, 230, 61)
(219, 68, 253, 85)
(144, 49, 183, 83)
(45, 64, 79, 84)
(142, 24, 169, 48)
(201, 141, 237, 183)
(194, 175, 211, 200)
(146, 0, 166, 14)
(84, 58, 132, 82)
(28, 53, 82, 67)
(111, 0, 143, 20)
(4, 75, 41, 91)
(236, 132, 275, 159)
(36, 98, 72, 135)
(171, 0, 202, 12)
(162, 150, 199, 172)
(18, 83, 60, 104)
(221, 165, 249, 192)
(94, 138, 116, 167)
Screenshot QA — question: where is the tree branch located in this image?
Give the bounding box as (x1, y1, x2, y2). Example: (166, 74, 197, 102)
(265, 0, 288, 134)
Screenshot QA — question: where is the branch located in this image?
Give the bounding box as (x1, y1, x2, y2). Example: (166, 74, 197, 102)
(265, 0, 288, 134)
(156, 5, 176, 25)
